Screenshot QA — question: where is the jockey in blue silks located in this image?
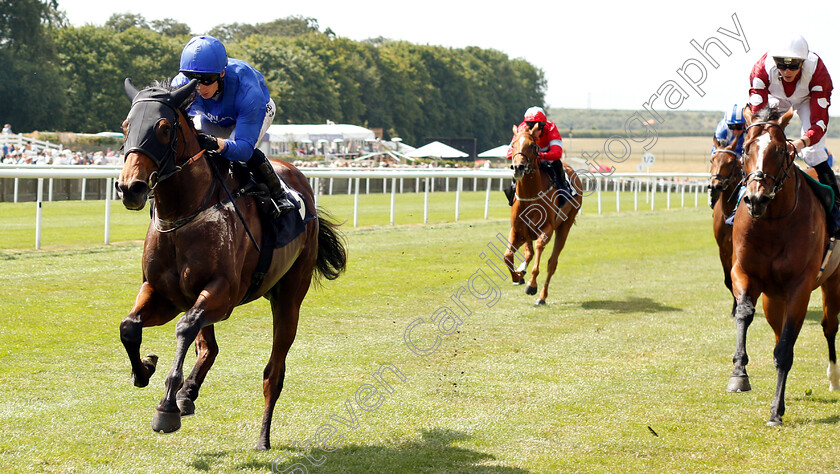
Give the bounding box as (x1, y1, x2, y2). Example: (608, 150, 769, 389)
(172, 35, 294, 217)
(712, 103, 746, 156)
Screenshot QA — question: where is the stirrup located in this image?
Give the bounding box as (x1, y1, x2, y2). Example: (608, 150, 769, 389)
(270, 194, 295, 217)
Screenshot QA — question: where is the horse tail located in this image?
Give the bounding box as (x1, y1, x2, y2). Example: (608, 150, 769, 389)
(314, 208, 347, 281)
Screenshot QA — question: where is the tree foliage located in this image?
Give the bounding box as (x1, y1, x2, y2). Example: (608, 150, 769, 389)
(2, 12, 545, 150)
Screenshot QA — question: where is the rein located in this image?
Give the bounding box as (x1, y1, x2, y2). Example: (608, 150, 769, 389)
(710, 148, 743, 191)
(743, 121, 796, 199)
(743, 120, 799, 218)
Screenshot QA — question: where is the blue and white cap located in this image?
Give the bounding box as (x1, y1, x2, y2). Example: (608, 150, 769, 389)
(724, 104, 746, 125)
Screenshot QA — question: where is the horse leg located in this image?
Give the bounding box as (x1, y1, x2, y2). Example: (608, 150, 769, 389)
(256, 267, 311, 450)
(727, 268, 760, 393)
(526, 233, 549, 298)
(766, 291, 808, 426)
(821, 283, 840, 391)
(517, 241, 534, 282)
(152, 282, 230, 434)
(539, 219, 573, 305)
(504, 229, 528, 285)
(119, 282, 180, 388)
(176, 325, 218, 416)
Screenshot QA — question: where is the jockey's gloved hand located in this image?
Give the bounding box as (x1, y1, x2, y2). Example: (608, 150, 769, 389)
(197, 133, 220, 151)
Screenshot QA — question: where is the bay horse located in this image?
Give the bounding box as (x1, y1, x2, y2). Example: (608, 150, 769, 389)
(730, 105, 840, 425)
(504, 124, 583, 305)
(116, 78, 346, 449)
(708, 137, 747, 390)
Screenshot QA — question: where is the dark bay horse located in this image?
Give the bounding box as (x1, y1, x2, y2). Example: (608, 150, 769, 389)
(116, 78, 346, 449)
(504, 125, 583, 305)
(709, 136, 743, 308)
(708, 137, 747, 391)
(730, 106, 840, 425)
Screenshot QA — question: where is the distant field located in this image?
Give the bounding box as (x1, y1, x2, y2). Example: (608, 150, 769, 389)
(565, 136, 840, 174)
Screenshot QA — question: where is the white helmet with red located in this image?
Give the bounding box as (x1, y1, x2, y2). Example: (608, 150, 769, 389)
(523, 106, 547, 123)
(770, 34, 809, 63)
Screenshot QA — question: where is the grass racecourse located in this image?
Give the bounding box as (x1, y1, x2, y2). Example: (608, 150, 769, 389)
(3, 190, 840, 472)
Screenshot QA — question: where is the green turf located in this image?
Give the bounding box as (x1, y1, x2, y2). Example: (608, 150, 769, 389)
(1, 195, 838, 472)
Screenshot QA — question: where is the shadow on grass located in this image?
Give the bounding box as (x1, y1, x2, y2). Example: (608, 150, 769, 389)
(805, 309, 827, 324)
(581, 296, 681, 314)
(190, 428, 528, 473)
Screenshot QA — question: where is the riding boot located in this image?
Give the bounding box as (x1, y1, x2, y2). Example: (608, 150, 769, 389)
(550, 160, 568, 192)
(814, 161, 840, 236)
(504, 180, 516, 206)
(247, 148, 295, 218)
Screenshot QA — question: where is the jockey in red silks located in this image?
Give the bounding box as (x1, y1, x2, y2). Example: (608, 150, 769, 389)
(749, 34, 837, 210)
(504, 106, 568, 206)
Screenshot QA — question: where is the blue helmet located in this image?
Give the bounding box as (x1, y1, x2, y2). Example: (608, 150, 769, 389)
(724, 104, 746, 126)
(180, 36, 228, 74)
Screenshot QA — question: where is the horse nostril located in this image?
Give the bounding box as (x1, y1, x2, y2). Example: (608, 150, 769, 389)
(128, 181, 149, 196)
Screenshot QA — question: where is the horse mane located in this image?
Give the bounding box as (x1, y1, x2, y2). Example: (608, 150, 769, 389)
(755, 105, 783, 123)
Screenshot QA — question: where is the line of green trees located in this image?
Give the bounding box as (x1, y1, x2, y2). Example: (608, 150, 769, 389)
(0, 2, 545, 151)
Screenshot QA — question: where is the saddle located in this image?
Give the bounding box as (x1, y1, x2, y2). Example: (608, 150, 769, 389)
(226, 161, 316, 303)
(539, 161, 574, 208)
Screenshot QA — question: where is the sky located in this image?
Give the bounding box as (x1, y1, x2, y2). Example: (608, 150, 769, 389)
(55, 0, 840, 117)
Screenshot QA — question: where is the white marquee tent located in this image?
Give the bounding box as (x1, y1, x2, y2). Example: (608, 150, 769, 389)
(477, 144, 511, 158)
(407, 141, 468, 159)
(264, 123, 376, 156)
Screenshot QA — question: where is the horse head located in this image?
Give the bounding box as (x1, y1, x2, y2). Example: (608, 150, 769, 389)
(741, 106, 795, 218)
(509, 123, 541, 181)
(116, 78, 198, 210)
(708, 136, 742, 208)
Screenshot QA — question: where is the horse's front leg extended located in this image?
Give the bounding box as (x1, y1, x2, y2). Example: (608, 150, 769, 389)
(766, 291, 808, 426)
(176, 325, 218, 416)
(152, 283, 231, 433)
(119, 282, 180, 388)
(526, 231, 552, 298)
(728, 266, 760, 393)
(504, 229, 528, 284)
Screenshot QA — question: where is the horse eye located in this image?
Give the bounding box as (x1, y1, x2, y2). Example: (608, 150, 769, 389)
(155, 120, 171, 144)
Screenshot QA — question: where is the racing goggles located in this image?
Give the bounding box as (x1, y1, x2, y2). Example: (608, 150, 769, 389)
(183, 72, 221, 85)
(773, 58, 803, 71)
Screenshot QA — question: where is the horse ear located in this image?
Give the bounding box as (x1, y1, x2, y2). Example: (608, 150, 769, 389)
(743, 106, 755, 125)
(779, 107, 795, 130)
(171, 79, 198, 108)
(124, 78, 140, 102)
(530, 123, 540, 135)
(512, 124, 518, 135)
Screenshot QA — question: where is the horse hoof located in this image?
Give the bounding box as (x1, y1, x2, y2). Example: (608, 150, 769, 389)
(726, 375, 751, 393)
(513, 279, 525, 286)
(766, 417, 783, 427)
(151, 409, 181, 433)
(133, 354, 159, 388)
(535, 299, 546, 305)
(177, 396, 195, 417)
(525, 286, 537, 296)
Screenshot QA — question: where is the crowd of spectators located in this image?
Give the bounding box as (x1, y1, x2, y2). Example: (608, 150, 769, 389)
(1, 143, 121, 166)
(1, 124, 121, 166)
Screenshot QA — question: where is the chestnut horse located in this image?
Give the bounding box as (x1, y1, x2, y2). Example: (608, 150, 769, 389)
(116, 79, 346, 449)
(504, 125, 583, 304)
(730, 106, 840, 425)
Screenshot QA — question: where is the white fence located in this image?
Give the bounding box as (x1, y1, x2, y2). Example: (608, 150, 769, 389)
(0, 166, 711, 249)
(0, 133, 64, 153)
